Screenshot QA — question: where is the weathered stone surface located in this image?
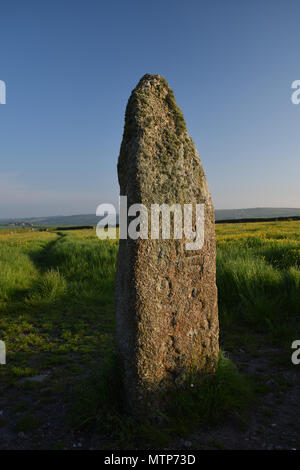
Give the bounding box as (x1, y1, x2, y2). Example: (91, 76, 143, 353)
(115, 74, 219, 416)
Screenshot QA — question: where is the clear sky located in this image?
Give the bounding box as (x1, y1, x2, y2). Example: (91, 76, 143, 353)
(1, 0, 300, 218)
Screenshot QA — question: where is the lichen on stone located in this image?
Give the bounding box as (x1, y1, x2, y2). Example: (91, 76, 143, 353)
(115, 74, 219, 418)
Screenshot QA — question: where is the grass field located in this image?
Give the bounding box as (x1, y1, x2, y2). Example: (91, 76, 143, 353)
(0, 221, 299, 448)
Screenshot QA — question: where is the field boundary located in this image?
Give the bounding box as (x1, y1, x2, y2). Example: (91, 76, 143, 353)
(216, 216, 300, 224)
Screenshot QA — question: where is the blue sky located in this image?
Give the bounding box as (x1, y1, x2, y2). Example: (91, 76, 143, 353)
(1, 0, 300, 217)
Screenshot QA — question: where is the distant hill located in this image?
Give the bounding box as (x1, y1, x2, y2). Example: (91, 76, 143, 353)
(214, 207, 300, 221)
(0, 214, 103, 227)
(1, 208, 300, 227)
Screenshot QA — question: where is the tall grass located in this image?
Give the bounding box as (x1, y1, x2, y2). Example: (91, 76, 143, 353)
(216, 221, 300, 344)
(0, 230, 118, 361)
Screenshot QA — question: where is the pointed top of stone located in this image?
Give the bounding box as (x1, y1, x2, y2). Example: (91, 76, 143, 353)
(118, 73, 210, 207)
(123, 73, 187, 139)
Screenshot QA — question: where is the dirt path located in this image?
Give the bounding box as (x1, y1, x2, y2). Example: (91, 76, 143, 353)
(171, 349, 300, 450)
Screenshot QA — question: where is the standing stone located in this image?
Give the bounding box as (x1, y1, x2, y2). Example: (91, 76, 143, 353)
(115, 74, 219, 416)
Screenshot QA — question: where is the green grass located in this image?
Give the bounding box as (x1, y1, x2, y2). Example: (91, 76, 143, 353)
(216, 226, 300, 347)
(0, 221, 300, 447)
(0, 230, 117, 385)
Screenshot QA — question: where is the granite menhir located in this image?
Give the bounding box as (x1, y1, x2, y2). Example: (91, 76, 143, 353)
(115, 74, 219, 416)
